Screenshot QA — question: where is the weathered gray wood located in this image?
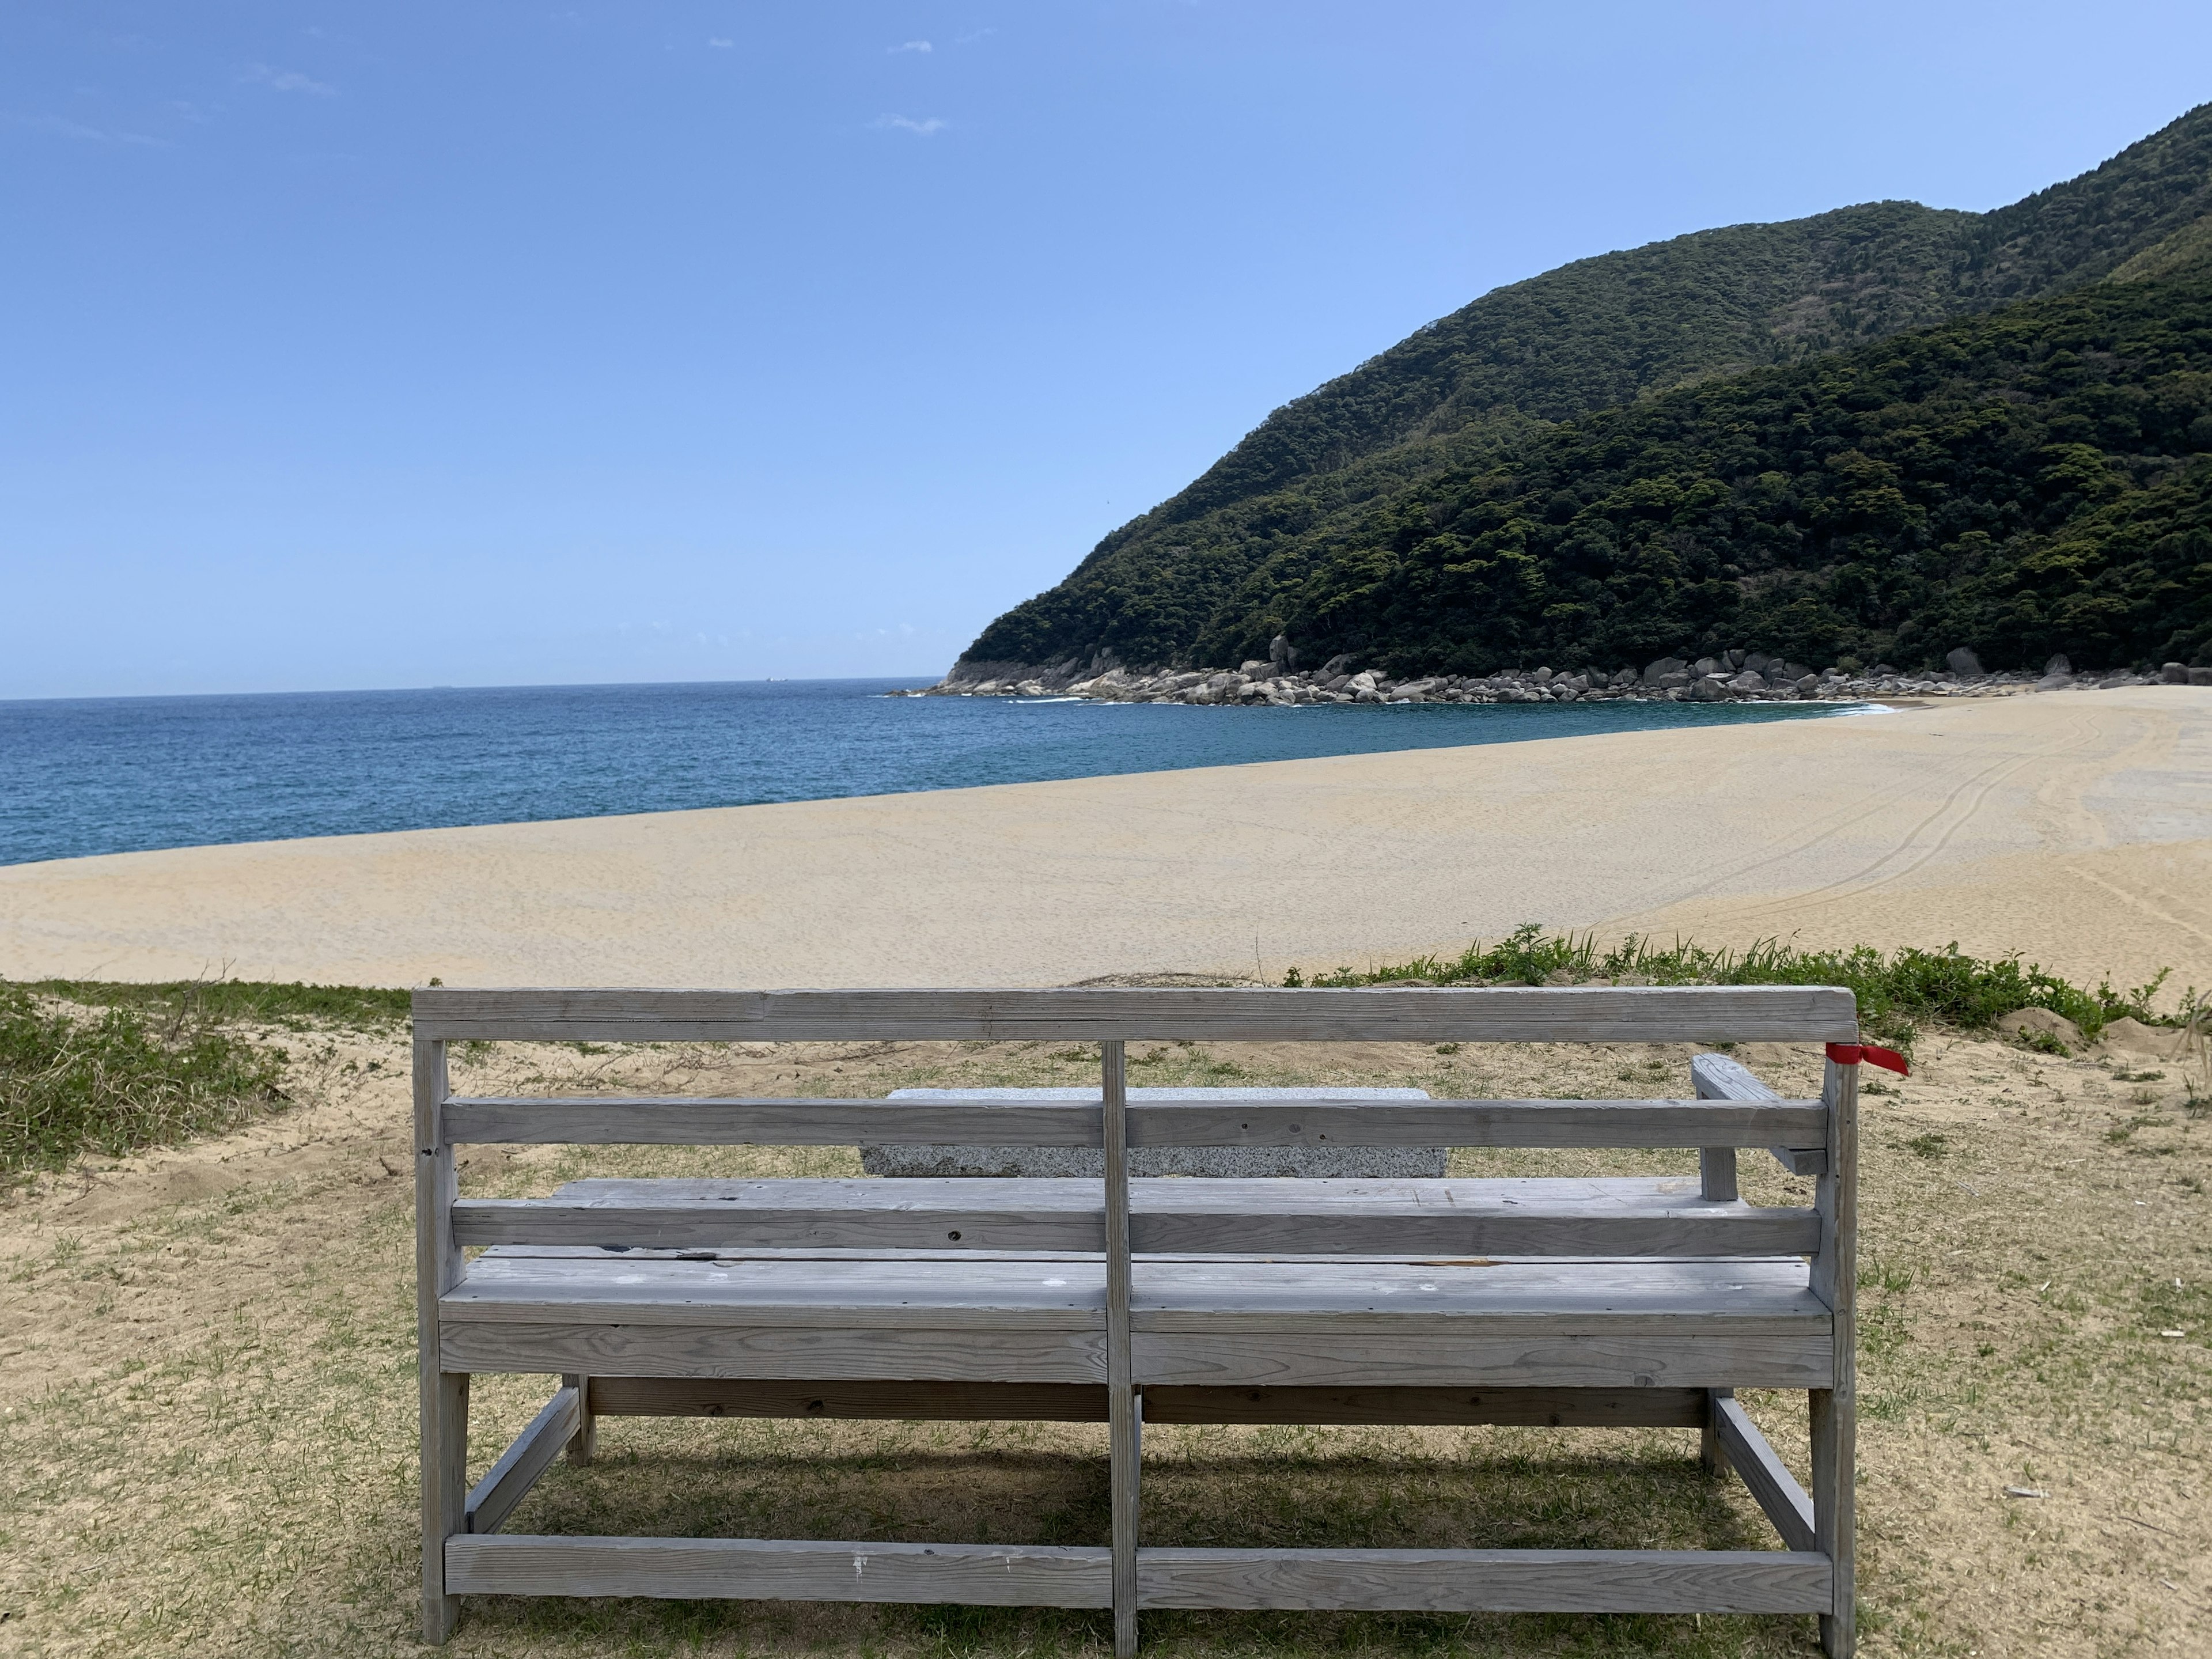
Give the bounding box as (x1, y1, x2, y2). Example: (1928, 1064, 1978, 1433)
(561, 1372, 596, 1465)
(445, 1535, 1113, 1605)
(1711, 1392, 1816, 1551)
(443, 1253, 1106, 1327)
(448, 1187, 1819, 1258)
(1815, 1050, 1859, 1657)
(579, 1377, 1709, 1426)
(446, 1252, 1824, 1329)
(444, 1093, 1828, 1149)
(411, 984, 1859, 1044)
(446, 1096, 1103, 1146)
(442, 1321, 1109, 1382)
(465, 1387, 579, 1536)
(590, 1377, 1113, 1420)
(414, 1036, 465, 1644)
(1700, 1385, 1728, 1474)
(1133, 1547, 1833, 1612)
(1133, 1331, 1833, 1390)
(1140, 1385, 1706, 1427)
(1128, 1098, 1828, 1149)
(450, 1195, 1104, 1253)
(1131, 1256, 1827, 1326)
(1698, 1146, 1739, 1202)
(1692, 1052, 1831, 1175)
(1101, 1040, 1138, 1659)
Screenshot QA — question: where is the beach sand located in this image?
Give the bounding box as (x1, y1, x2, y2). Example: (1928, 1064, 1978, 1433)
(3, 684, 2207, 995)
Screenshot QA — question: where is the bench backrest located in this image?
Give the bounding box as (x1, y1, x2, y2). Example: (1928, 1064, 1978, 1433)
(414, 986, 1859, 1291)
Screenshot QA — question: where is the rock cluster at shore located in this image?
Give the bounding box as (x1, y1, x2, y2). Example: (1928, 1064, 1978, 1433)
(916, 646, 2211, 707)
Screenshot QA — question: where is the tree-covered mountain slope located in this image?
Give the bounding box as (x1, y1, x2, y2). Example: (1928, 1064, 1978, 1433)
(959, 104, 2212, 679)
(1281, 270, 2212, 676)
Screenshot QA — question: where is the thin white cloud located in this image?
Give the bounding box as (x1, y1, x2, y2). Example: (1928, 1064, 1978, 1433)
(888, 39, 932, 54)
(241, 63, 336, 96)
(707, 36, 733, 48)
(955, 28, 997, 43)
(14, 113, 165, 147)
(874, 113, 948, 137)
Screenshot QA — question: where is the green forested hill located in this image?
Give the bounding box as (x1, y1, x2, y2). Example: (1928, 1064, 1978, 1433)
(960, 104, 2212, 677)
(1284, 272, 2212, 675)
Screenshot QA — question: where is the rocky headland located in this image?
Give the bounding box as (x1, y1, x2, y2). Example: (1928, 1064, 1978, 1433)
(917, 642, 2212, 707)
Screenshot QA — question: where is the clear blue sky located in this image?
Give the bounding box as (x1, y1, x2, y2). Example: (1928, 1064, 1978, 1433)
(6, 2, 2209, 698)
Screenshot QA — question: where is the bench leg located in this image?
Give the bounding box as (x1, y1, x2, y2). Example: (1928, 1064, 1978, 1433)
(1700, 1387, 1730, 1475)
(563, 1373, 597, 1465)
(422, 1370, 471, 1643)
(1111, 1386, 1140, 1657)
(1812, 1387, 1855, 1657)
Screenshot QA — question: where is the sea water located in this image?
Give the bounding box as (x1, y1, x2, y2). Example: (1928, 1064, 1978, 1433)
(0, 679, 1848, 866)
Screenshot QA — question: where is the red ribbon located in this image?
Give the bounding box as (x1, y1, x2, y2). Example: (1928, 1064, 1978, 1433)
(1826, 1042, 1910, 1076)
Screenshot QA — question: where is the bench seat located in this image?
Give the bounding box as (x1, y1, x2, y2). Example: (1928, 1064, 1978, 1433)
(442, 1248, 1830, 1389)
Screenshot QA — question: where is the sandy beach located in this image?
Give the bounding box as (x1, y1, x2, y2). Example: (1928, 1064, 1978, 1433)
(3, 684, 2207, 995)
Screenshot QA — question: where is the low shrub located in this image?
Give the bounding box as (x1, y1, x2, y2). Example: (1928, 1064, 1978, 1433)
(1285, 924, 2175, 1054)
(0, 984, 290, 1180)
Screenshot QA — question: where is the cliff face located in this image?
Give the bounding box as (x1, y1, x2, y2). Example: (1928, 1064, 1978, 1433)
(953, 104, 2212, 683)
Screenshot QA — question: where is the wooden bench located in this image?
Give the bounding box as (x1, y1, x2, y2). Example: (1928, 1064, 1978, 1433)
(415, 985, 1862, 1656)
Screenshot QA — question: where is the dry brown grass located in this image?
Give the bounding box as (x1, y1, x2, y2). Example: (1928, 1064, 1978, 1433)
(1, 1017, 2205, 1658)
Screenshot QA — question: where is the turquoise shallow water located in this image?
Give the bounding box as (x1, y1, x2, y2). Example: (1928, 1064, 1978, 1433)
(0, 678, 1852, 866)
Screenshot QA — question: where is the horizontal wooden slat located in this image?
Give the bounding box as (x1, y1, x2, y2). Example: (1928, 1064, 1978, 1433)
(412, 984, 1859, 1044)
(1134, 1546, 1833, 1612)
(445, 1535, 1112, 1605)
(444, 1097, 1101, 1146)
(442, 1093, 1828, 1149)
(590, 1377, 1111, 1420)
(1692, 1052, 1831, 1175)
(582, 1377, 1708, 1427)
(465, 1387, 578, 1536)
(1126, 1098, 1829, 1149)
(442, 1322, 1109, 1382)
(1139, 1385, 1707, 1427)
(450, 1177, 1820, 1257)
(445, 1251, 1825, 1329)
(1713, 1393, 1818, 1551)
(1133, 1331, 1833, 1390)
(453, 1195, 1101, 1253)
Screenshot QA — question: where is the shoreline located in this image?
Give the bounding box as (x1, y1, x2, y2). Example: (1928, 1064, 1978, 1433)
(2, 685, 2205, 997)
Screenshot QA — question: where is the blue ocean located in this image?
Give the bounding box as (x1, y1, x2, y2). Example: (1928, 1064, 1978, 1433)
(0, 679, 1854, 866)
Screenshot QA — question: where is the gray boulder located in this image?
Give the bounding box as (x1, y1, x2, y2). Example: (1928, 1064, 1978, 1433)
(1270, 634, 1297, 669)
(2043, 653, 2071, 676)
(2190, 668, 2212, 685)
(2162, 661, 2190, 683)
(1642, 656, 1688, 686)
(1319, 653, 1354, 678)
(1946, 647, 1985, 677)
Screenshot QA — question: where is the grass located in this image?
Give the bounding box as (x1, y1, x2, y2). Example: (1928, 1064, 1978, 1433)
(19, 976, 412, 1031)
(1281, 924, 2183, 1055)
(3, 1021, 2206, 1657)
(0, 977, 418, 1183)
(0, 982, 291, 1183)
